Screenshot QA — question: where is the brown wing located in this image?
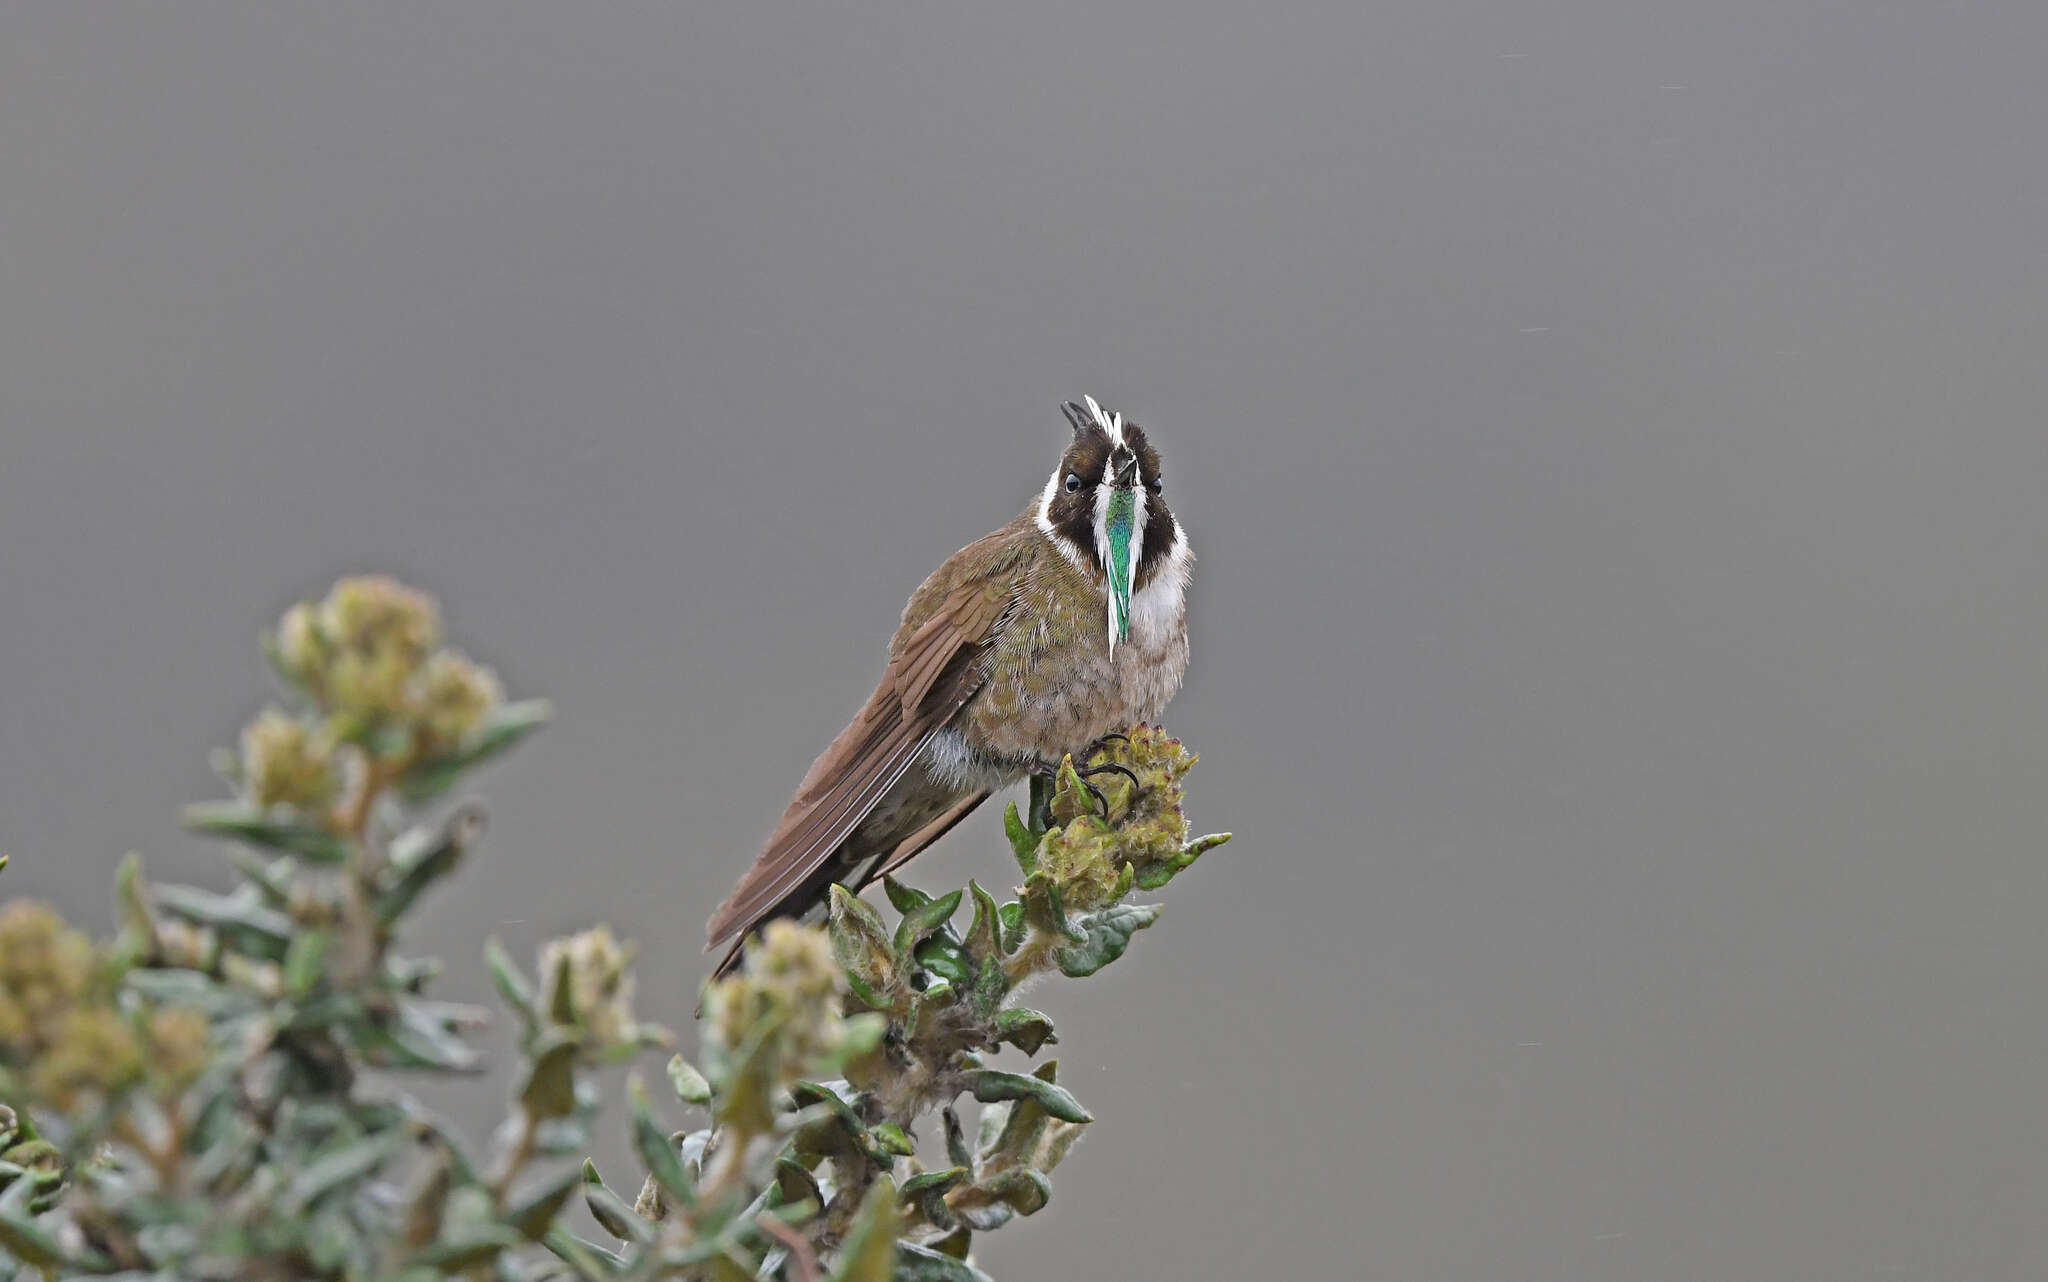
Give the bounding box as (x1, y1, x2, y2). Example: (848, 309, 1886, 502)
(703, 525, 1030, 958)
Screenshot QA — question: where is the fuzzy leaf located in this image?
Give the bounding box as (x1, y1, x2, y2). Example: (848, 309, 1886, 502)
(0, 1205, 96, 1271)
(543, 1227, 624, 1278)
(869, 1122, 915, 1157)
(285, 1132, 405, 1211)
(282, 928, 330, 997)
(1002, 800, 1038, 875)
(181, 799, 353, 864)
(521, 1029, 581, 1120)
(375, 807, 482, 926)
(396, 699, 552, 802)
(992, 1007, 1057, 1056)
(964, 880, 1003, 959)
(971, 956, 1009, 1020)
(943, 1106, 974, 1171)
(775, 1157, 823, 1209)
(152, 882, 296, 958)
(505, 1166, 582, 1241)
(666, 1054, 713, 1105)
(894, 1239, 995, 1281)
(630, 1079, 695, 1208)
(581, 1161, 653, 1243)
(893, 888, 963, 962)
(1054, 903, 1162, 978)
(914, 935, 975, 987)
(964, 1068, 1092, 1124)
(882, 875, 932, 913)
(997, 901, 1026, 953)
(484, 936, 539, 1029)
(411, 1224, 524, 1271)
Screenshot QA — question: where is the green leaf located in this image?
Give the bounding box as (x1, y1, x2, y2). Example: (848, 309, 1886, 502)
(789, 1081, 867, 1155)
(978, 1167, 1051, 1216)
(182, 799, 353, 864)
(970, 956, 1008, 1020)
(828, 1176, 895, 1282)
(997, 901, 1025, 954)
(963, 1069, 1092, 1124)
(581, 1161, 653, 1244)
(374, 807, 482, 926)
(898, 1167, 969, 1198)
(543, 1226, 625, 1278)
(114, 850, 156, 952)
(992, 1007, 1056, 1056)
(546, 947, 578, 1026)
(892, 888, 963, 963)
(218, 847, 296, 906)
(943, 1105, 973, 1171)
(666, 1054, 713, 1105)
(484, 936, 539, 1030)
(410, 1224, 524, 1270)
(869, 1123, 915, 1157)
(882, 875, 932, 913)
(1132, 830, 1232, 890)
(152, 882, 296, 958)
(0, 1204, 96, 1271)
(360, 1001, 483, 1072)
(893, 1240, 995, 1282)
(965, 880, 1002, 959)
(282, 928, 330, 997)
(1019, 873, 1078, 943)
(774, 1157, 823, 1210)
(285, 1132, 405, 1211)
(914, 935, 974, 987)
(630, 1078, 695, 1209)
(396, 699, 552, 802)
(1054, 903, 1162, 977)
(521, 1029, 582, 1120)
(505, 1165, 582, 1241)
(1002, 800, 1038, 875)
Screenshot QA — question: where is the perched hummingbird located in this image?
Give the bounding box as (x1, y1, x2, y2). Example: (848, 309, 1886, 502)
(705, 397, 1192, 973)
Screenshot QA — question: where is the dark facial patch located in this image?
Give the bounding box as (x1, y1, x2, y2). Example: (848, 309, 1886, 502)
(1045, 407, 1178, 589)
(1044, 428, 1110, 563)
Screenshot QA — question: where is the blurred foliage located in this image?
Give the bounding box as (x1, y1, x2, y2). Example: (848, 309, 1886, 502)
(0, 576, 1227, 1280)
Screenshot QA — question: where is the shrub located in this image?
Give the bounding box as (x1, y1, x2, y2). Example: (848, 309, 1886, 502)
(0, 576, 1227, 1281)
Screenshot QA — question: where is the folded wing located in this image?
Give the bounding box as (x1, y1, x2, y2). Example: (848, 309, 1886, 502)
(704, 528, 1028, 961)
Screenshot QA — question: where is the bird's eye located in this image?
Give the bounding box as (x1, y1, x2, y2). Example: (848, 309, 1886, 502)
(1064, 473, 1082, 493)
(1150, 476, 1164, 495)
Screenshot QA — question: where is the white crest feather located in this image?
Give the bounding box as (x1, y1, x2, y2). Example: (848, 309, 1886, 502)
(1081, 394, 1126, 448)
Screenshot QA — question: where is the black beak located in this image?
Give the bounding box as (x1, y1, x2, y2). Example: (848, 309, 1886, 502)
(1112, 452, 1139, 488)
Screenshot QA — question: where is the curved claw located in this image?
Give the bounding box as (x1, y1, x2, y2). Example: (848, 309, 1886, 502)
(1077, 777, 1111, 819)
(1076, 762, 1143, 793)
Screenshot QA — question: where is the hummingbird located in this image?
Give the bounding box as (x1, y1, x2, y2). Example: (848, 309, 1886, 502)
(705, 396, 1192, 974)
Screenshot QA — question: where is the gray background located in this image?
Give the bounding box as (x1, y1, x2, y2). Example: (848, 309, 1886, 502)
(5, 4, 2047, 1279)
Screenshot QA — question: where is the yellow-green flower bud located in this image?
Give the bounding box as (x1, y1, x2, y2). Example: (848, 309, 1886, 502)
(710, 922, 847, 1069)
(415, 649, 501, 748)
(538, 925, 640, 1049)
(31, 1006, 144, 1109)
(320, 574, 440, 660)
(317, 575, 440, 722)
(1033, 821, 1126, 911)
(146, 1005, 211, 1091)
(0, 900, 96, 1051)
(240, 707, 339, 811)
(273, 600, 328, 685)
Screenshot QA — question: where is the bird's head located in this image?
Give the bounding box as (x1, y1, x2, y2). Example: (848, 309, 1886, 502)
(1036, 396, 1179, 651)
